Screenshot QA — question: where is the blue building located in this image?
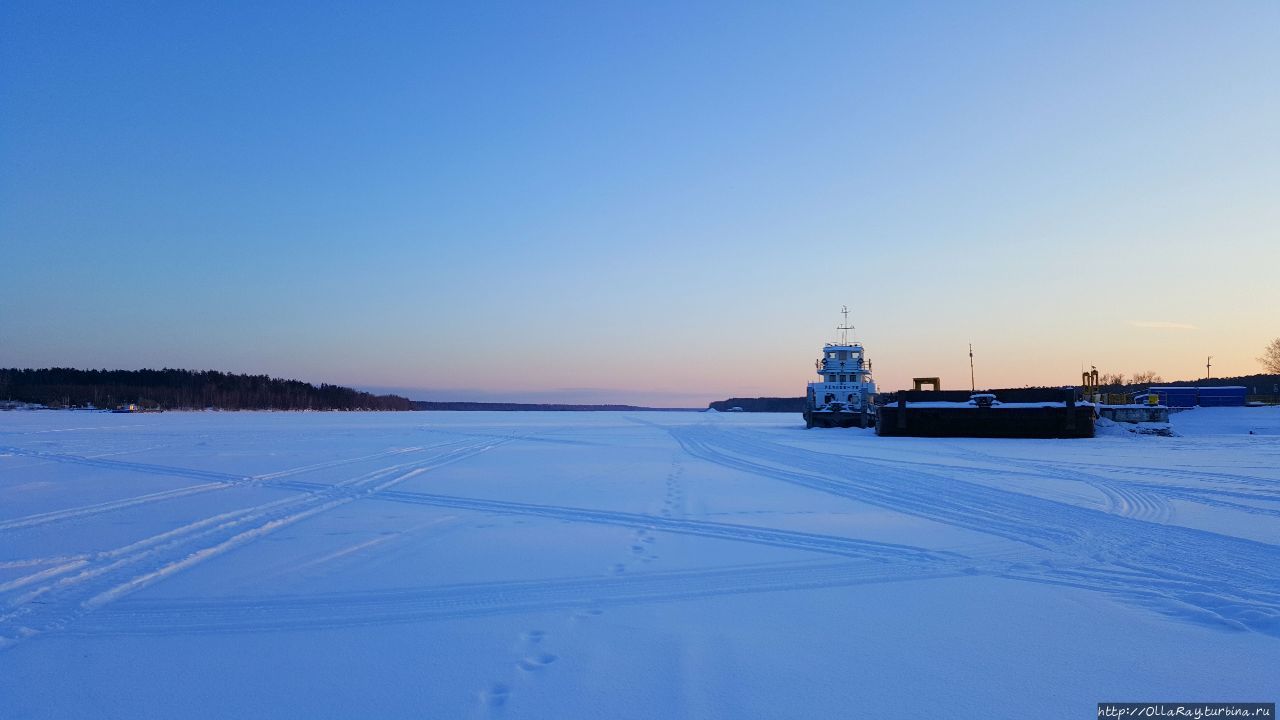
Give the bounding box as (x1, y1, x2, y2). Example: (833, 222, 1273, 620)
(1140, 386, 1246, 408)
(1196, 386, 1247, 407)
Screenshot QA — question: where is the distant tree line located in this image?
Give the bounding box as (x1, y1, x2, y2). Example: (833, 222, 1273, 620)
(0, 368, 411, 411)
(1091, 372, 1280, 394)
(708, 397, 806, 413)
(411, 401, 688, 411)
(1096, 370, 1163, 389)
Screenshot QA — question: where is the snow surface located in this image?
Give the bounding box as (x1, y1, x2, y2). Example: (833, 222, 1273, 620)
(1, 408, 1277, 718)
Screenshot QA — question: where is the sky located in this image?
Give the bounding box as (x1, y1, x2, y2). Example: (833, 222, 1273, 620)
(2, 1, 1277, 406)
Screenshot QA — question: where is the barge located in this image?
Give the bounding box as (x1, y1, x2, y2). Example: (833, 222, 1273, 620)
(875, 389, 1094, 438)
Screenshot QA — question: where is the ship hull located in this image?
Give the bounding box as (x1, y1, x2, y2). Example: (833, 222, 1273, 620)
(804, 407, 874, 429)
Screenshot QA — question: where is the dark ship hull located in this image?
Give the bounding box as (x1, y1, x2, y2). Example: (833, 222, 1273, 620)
(804, 404, 875, 429)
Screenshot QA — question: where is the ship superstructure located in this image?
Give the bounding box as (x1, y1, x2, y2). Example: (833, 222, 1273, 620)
(804, 307, 877, 428)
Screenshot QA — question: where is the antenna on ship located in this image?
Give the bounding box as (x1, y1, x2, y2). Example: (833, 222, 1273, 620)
(837, 305, 854, 345)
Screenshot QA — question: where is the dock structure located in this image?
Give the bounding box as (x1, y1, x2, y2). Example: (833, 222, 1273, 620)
(1098, 405, 1170, 423)
(875, 388, 1095, 439)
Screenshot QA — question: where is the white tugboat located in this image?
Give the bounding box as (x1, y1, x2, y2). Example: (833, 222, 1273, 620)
(804, 307, 877, 428)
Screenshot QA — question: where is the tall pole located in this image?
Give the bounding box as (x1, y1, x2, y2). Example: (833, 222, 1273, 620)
(969, 343, 976, 392)
(1206, 356, 1212, 380)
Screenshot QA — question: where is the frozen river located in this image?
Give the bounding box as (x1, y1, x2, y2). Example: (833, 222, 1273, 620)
(2, 409, 1278, 718)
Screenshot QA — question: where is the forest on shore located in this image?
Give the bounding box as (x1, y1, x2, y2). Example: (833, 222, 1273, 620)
(0, 368, 412, 411)
(411, 401, 690, 411)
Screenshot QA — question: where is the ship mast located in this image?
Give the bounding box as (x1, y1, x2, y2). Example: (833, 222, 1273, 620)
(837, 305, 854, 345)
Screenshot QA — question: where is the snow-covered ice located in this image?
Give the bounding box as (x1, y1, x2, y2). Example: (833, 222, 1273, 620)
(1, 408, 1277, 718)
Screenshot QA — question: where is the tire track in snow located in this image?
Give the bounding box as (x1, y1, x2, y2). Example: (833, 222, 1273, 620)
(0, 446, 431, 531)
(1116, 483, 1280, 518)
(0, 437, 507, 651)
(269, 482, 962, 568)
(73, 560, 965, 635)
(803, 450, 1171, 523)
(671, 425, 1280, 635)
(945, 441, 1280, 496)
(671, 428, 1079, 549)
(959, 452, 1173, 524)
(1039, 458, 1280, 491)
(0, 424, 147, 436)
(1022, 459, 1280, 518)
(943, 445, 1280, 521)
(0, 555, 90, 571)
(742, 427, 1176, 523)
(938, 445, 1252, 524)
(0, 445, 245, 483)
(0, 483, 229, 531)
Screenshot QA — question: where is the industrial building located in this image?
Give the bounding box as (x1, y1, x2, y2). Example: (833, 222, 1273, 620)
(1136, 386, 1247, 408)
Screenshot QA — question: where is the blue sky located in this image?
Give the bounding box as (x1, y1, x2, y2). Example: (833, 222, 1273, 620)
(2, 1, 1277, 405)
